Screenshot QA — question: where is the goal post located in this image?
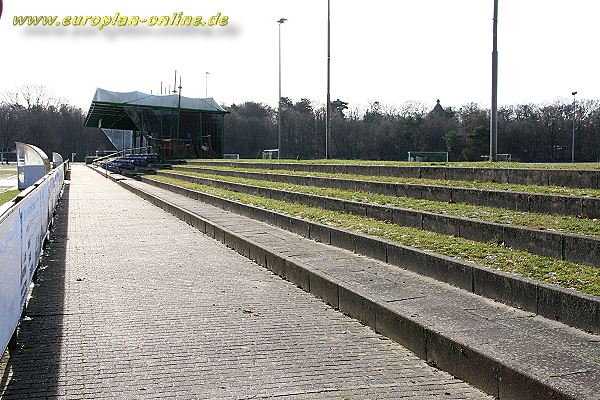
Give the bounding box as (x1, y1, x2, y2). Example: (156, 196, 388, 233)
(480, 153, 512, 162)
(407, 151, 449, 162)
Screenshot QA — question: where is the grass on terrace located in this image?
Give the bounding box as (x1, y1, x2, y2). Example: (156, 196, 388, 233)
(173, 164, 600, 198)
(0, 190, 20, 206)
(147, 174, 600, 297)
(189, 158, 600, 170)
(161, 169, 600, 238)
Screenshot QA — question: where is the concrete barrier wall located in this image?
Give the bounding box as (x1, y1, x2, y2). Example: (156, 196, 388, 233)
(135, 174, 600, 334)
(174, 166, 600, 219)
(159, 171, 600, 269)
(187, 160, 600, 189)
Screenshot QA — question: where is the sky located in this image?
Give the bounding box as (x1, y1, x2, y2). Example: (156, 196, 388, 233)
(0, 0, 598, 112)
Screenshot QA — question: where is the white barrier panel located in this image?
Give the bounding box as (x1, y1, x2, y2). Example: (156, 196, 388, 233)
(0, 210, 22, 353)
(0, 162, 66, 355)
(19, 190, 42, 307)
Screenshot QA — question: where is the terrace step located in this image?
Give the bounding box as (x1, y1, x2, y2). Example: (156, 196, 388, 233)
(173, 165, 600, 219)
(186, 160, 600, 190)
(157, 170, 600, 269)
(92, 166, 600, 400)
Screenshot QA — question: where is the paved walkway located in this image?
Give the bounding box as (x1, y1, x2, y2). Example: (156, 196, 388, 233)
(0, 165, 488, 399)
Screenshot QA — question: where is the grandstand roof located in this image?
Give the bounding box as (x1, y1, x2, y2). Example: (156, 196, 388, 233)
(85, 88, 226, 130)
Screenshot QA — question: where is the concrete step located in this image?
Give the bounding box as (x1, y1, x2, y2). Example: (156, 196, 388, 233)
(186, 160, 600, 190)
(172, 165, 600, 219)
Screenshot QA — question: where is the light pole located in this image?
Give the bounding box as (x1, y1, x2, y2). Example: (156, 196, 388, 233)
(205, 72, 210, 97)
(490, 0, 499, 162)
(326, 0, 331, 160)
(277, 18, 287, 160)
(572, 91, 577, 163)
(177, 76, 182, 157)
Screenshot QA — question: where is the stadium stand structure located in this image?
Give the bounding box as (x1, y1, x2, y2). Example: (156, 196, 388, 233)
(85, 88, 228, 160)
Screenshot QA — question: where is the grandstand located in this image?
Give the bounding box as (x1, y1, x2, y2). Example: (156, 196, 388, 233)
(84, 88, 228, 160)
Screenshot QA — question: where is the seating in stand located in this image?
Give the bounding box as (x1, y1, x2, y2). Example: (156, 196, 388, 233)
(100, 153, 160, 173)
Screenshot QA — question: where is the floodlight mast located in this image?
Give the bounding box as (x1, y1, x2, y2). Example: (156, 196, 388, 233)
(490, 0, 499, 162)
(277, 18, 287, 160)
(572, 91, 577, 163)
(326, 0, 331, 160)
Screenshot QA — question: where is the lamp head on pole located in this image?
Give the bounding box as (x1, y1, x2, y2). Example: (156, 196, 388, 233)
(572, 91, 578, 96)
(277, 18, 287, 24)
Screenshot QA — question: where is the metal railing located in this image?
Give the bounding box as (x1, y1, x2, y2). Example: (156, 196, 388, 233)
(92, 146, 159, 165)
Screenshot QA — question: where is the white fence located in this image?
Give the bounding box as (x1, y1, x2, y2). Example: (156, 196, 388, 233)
(0, 162, 66, 355)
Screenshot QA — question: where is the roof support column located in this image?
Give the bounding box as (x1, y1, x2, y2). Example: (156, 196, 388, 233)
(220, 114, 225, 158)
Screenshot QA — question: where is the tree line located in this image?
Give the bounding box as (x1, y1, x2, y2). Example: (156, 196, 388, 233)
(225, 98, 600, 162)
(0, 86, 111, 161)
(2, 85, 599, 163)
